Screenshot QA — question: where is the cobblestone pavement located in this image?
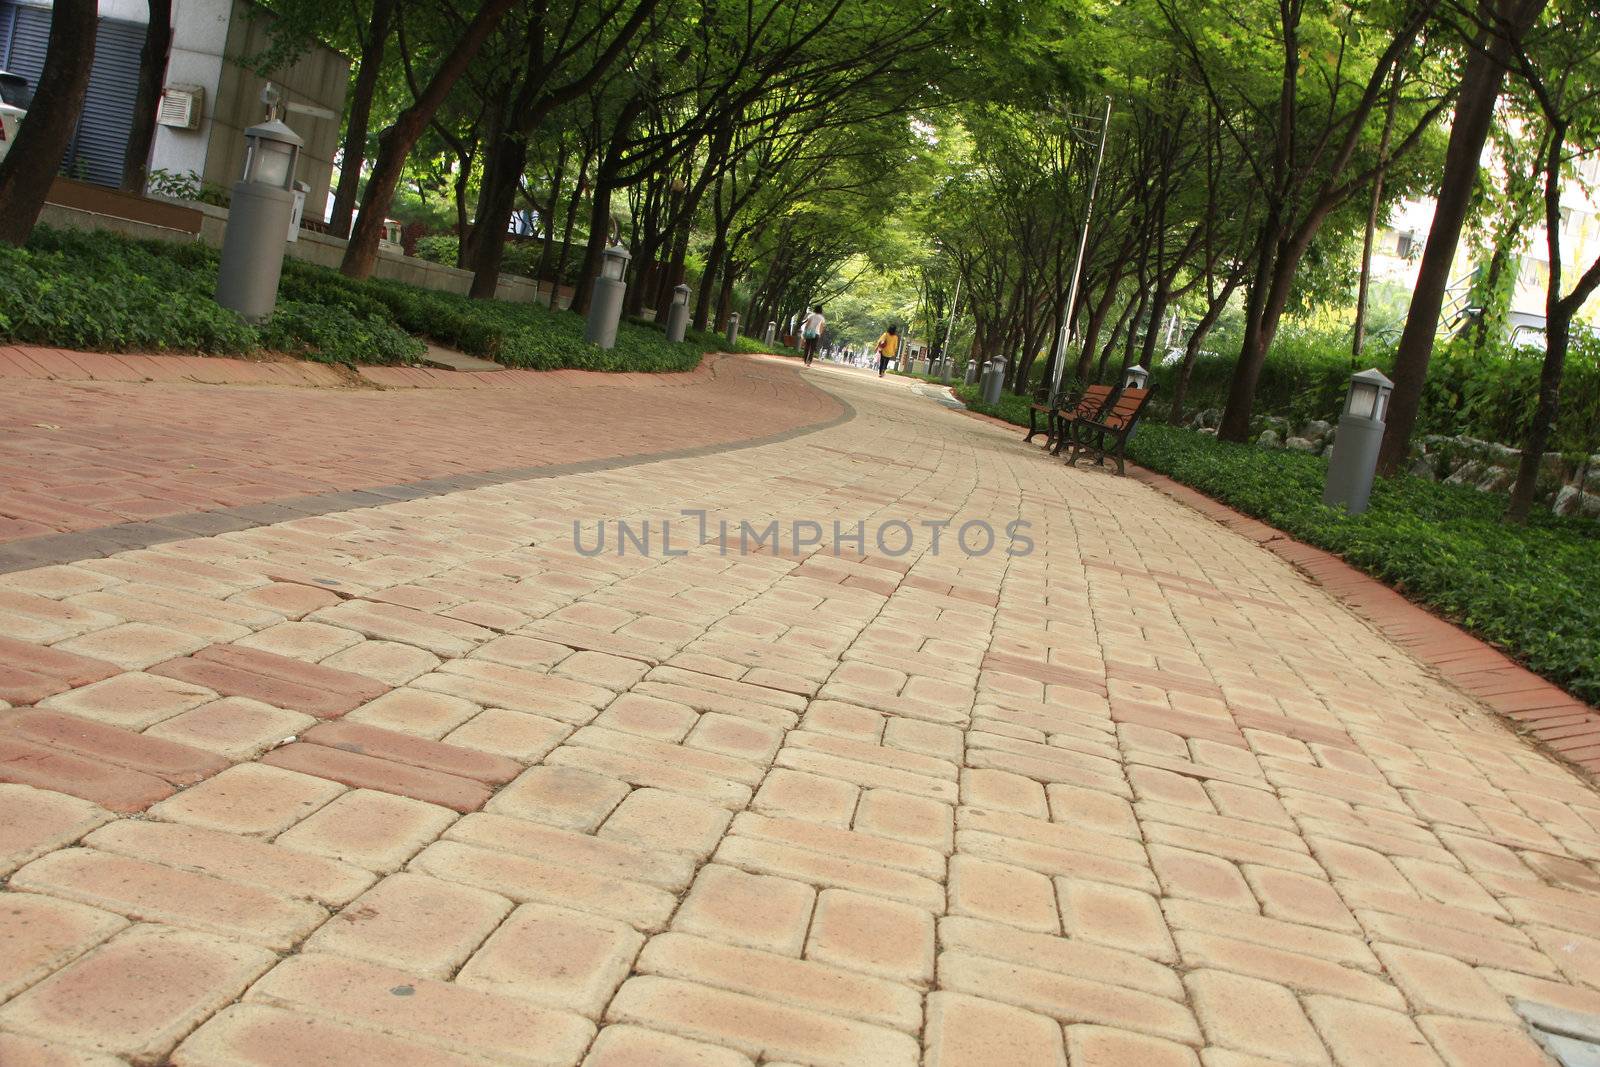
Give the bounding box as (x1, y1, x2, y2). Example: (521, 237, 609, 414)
(2, 358, 1599, 1066)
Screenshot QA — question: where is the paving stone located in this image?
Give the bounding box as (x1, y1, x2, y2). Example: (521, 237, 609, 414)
(672, 864, 816, 955)
(947, 855, 1059, 933)
(610, 972, 917, 1065)
(1185, 969, 1328, 1066)
(245, 952, 595, 1067)
(804, 888, 934, 985)
(261, 741, 491, 812)
(9, 849, 326, 950)
(1066, 1025, 1202, 1067)
(39, 671, 217, 729)
(303, 871, 511, 977)
(488, 764, 631, 832)
(0, 784, 111, 878)
(344, 687, 482, 739)
(0, 736, 176, 812)
(751, 768, 860, 826)
(581, 1024, 755, 1067)
(1418, 1015, 1563, 1067)
(0, 1031, 128, 1067)
(3, 708, 228, 786)
(444, 811, 696, 890)
(148, 762, 345, 837)
(142, 696, 315, 760)
(409, 839, 678, 931)
(301, 719, 522, 784)
(442, 708, 570, 762)
(924, 992, 1066, 1067)
(457, 901, 644, 1016)
(0, 892, 128, 1002)
(1303, 995, 1445, 1067)
(0, 924, 275, 1062)
(274, 787, 457, 872)
(938, 951, 1201, 1045)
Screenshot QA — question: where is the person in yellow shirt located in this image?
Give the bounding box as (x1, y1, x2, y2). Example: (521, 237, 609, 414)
(875, 325, 901, 377)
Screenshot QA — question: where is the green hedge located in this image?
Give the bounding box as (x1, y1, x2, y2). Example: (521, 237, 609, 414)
(956, 381, 1600, 705)
(3, 227, 780, 372)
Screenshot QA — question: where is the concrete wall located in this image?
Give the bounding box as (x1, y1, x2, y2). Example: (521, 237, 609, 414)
(208, 0, 347, 213)
(192, 200, 541, 302)
(146, 0, 348, 215)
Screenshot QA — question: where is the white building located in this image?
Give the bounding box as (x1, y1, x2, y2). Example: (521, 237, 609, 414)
(0, 0, 347, 216)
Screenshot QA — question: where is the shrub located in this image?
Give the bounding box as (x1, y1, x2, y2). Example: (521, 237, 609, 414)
(4, 226, 792, 374)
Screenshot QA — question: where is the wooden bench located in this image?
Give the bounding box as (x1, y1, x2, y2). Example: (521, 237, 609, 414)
(1065, 385, 1156, 475)
(1042, 383, 1115, 455)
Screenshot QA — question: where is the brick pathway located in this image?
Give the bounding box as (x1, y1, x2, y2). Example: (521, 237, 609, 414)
(0, 348, 839, 545)
(2, 360, 1599, 1065)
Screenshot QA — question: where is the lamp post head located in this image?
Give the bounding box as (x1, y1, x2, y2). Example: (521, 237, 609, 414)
(241, 117, 303, 191)
(600, 242, 631, 282)
(1124, 365, 1150, 390)
(1345, 367, 1394, 421)
(673, 284, 690, 306)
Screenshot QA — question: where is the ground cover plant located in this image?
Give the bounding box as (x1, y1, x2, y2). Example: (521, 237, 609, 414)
(955, 383, 1600, 704)
(0, 228, 777, 371)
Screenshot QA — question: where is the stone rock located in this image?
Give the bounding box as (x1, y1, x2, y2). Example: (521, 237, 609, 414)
(1408, 457, 1437, 481)
(1256, 429, 1283, 449)
(1301, 419, 1333, 442)
(1476, 468, 1514, 493)
(1285, 436, 1316, 452)
(1198, 427, 1217, 437)
(1445, 460, 1485, 486)
(1555, 485, 1582, 516)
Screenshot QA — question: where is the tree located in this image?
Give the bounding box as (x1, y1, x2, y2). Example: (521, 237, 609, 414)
(1159, 0, 1450, 441)
(122, 0, 173, 192)
(1377, 0, 1548, 475)
(340, 0, 519, 278)
(0, 0, 97, 246)
(1495, 0, 1600, 520)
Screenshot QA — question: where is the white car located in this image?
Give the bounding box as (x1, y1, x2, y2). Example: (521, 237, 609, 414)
(0, 72, 31, 163)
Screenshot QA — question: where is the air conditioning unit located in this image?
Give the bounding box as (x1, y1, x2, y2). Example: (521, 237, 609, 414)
(157, 85, 204, 130)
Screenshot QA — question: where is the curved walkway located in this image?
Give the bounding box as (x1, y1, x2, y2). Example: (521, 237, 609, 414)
(0, 351, 843, 569)
(1, 360, 1598, 1066)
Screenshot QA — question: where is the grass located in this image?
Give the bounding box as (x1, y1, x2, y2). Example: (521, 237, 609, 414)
(0, 227, 788, 372)
(954, 384, 1600, 705)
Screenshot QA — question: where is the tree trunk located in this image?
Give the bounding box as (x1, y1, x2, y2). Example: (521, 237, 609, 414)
(1377, 0, 1546, 474)
(121, 0, 171, 192)
(340, 0, 517, 279)
(1169, 273, 1240, 425)
(570, 180, 613, 315)
(328, 0, 395, 237)
(464, 128, 527, 298)
(694, 227, 727, 331)
(0, 0, 96, 245)
(1507, 314, 1566, 521)
(534, 142, 568, 295)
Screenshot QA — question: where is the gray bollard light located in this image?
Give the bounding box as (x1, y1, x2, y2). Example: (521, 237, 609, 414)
(584, 242, 631, 349)
(982, 356, 1007, 405)
(665, 284, 690, 343)
(215, 90, 303, 323)
(964, 359, 981, 385)
(726, 313, 740, 350)
(1322, 368, 1394, 515)
(1123, 364, 1150, 390)
(764, 321, 777, 344)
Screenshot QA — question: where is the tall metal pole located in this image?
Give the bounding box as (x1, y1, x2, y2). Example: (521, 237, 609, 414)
(1049, 96, 1113, 407)
(940, 275, 963, 382)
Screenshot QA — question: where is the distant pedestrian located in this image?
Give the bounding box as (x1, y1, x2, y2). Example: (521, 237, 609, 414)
(800, 305, 825, 366)
(876, 325, 901, 377)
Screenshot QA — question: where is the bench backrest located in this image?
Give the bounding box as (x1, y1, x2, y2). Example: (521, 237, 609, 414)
(1101, 386, 1155, 431)
(1071, 383, 1115, 417)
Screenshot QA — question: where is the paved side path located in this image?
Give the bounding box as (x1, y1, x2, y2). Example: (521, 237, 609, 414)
(1, 361, 1598, 1066)
(0, 351, 838, 543)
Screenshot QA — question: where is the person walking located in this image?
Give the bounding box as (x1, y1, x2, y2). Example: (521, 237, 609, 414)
(800, 305, 825, 366)
(875, 324, 901, 377)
